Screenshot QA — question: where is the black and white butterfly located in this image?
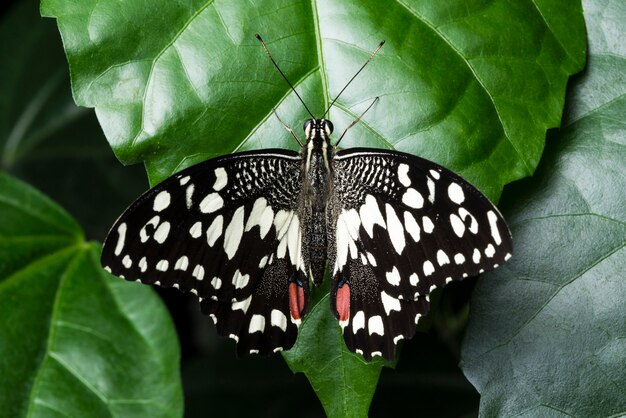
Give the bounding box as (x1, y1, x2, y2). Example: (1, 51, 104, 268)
(101, 37, 512, 361)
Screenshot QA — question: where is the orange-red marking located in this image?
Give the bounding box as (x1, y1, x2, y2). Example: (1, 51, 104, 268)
(336, 282, 350, 322)
(289, 282, 305, 320)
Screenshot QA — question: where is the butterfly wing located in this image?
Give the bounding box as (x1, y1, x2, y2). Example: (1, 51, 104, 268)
(101, 150, 309, 356)
(328, 148, 513, 360)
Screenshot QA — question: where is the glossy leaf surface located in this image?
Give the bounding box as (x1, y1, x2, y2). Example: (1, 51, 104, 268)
(0, 173, 183, 418)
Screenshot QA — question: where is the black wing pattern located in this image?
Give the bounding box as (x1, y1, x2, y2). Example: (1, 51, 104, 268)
(328, 149, 513, 360)
(101, 150, 309, 356)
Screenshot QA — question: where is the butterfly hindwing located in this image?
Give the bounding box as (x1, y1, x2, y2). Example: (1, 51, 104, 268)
(328, 148, 513, 359)
(101, 150, 309, 355)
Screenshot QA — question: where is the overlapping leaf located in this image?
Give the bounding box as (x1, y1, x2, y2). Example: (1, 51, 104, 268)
(460, 0, 626, 415)
(0, 173, 183, 418)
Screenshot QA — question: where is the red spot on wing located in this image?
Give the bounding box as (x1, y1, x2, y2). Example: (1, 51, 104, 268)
(289, 282, 305, 320)
(336, 282, 350, 322)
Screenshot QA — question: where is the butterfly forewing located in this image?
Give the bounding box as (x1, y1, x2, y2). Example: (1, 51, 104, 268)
(101, 150, 309, 355)
(328, 149, 512, 359)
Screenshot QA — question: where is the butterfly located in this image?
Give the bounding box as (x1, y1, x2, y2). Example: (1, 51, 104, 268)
(101, 36, 512, 361)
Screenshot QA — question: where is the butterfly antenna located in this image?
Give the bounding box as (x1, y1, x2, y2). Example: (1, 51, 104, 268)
(273, 109, 303, 147)
(322, 40, 384, 119)
(256, 34, 315, 119)
(335, 97, 379, 147)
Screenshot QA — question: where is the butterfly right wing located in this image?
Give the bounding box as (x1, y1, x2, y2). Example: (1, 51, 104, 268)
(101, 150, 309, 356)
(328, 148, 513, 360)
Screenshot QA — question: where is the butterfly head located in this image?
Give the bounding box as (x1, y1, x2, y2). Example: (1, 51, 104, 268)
(303, 119, 334, 148)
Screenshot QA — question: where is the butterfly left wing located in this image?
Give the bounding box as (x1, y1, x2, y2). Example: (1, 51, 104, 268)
(328, 148, 513, 360)
(101, 150, 309, 356)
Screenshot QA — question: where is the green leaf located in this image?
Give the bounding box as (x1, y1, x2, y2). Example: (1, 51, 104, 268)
(0, 173, 183, 418)
(460, 0, 626, 415)
(283, 283, 388, 417)
(41, 0, 585, 200)
(0, 1, 146, 240)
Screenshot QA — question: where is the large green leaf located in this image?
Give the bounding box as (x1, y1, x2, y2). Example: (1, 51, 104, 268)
(0, 173, 183, 418)
(0, 1, 146, 240)
(41, 0, 585, 199)
(460, 0, 626, 415)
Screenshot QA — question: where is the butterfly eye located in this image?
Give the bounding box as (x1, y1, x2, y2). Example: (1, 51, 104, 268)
(303, 119, 314, 136)
(323, 120, 334, 136)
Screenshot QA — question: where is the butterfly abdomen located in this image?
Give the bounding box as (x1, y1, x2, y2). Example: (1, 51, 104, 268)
(303, 139, 333, 286)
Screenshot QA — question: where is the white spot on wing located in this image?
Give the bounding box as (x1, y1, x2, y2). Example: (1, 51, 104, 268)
(485, 243, 496, 258)
(386, 266, 401, 286)
(199, 193, 223, 214)
(422, 216, 434, 233)
(381, 291, 401, 315)
(366, 252, 377, 266)
(423, 260, 435, 276)
(427, 177, 435, 203)
(175, 256, 189, 271)
(140, 216, 159, 243)
(179, 176, 190, 185)
(114, 223, 127, 256)
(459, 208, 478, 234)
(429, 169, 440, 180)
(213, 167, 227, 191)
(185, 184, 194, 209)
(409, 273, 419, 286)
(402, 188, 424, 209)
(156, 260, 169, 271)
(334, 209, 361, 274)
(448, 182, 465, 204)
(245, 198, 268, 235)
(233, 269, 250, 289)
(404, 212, 420, 242)
(454, 253, 465, 264)
(398, 163, 411, 186)
(139, 257, 147, 273)
(352, 311, 365, 333)
(359, 194, 385, 238)
(248, 315, 265, 333)
(153, 191, 171, 212)
(122, 255, 132, 268)
(368, 315, 384, 336)
(450, 213, 465, 237)
(386, 204, 405, 254)
(436, 249, 450, 266)
(154, 221, 171, 244)
(487, 211, 502, 245)
(473, 248, 481, 263)
(211, 276, 222, 290)
(189, 221, 202, 238)
(206, 215, 223, 246)
(192, 265, 205, 280)
(271, 309, 287, 331)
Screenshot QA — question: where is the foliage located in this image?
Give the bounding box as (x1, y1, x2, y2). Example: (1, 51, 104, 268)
(1, 0, 622, 417)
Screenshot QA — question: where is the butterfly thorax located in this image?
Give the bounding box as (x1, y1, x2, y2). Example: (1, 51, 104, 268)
(301, 119, 334, 285)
